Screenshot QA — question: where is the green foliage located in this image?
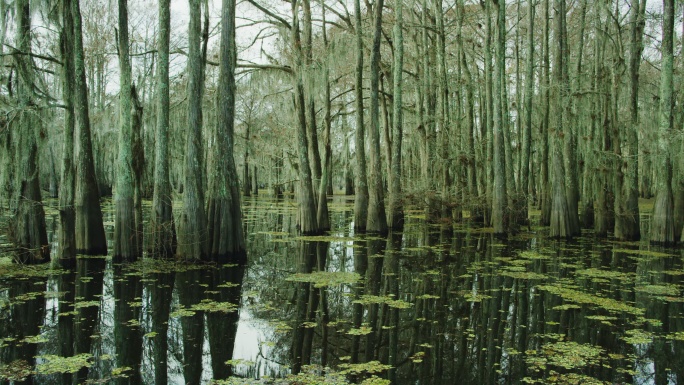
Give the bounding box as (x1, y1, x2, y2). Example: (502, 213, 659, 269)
(35, 354, 93, 375)
(286, 271, 361, 288)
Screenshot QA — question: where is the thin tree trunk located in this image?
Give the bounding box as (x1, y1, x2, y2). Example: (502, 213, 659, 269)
(521, 0, 535, 224)
(302, 0, 322, 184)
(317, 0, 331, 231)
(243, 123, 251, 197)
(58, 0, 76, 267)
(353, 0, 368, 233)
(366, 0, 388, 234)
(539, 0, 551, 226)
(388, 0, 404, 229)
(492, 0, 507, 236)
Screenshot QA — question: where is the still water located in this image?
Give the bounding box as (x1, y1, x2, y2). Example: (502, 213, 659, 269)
(1, 196, 683, 384)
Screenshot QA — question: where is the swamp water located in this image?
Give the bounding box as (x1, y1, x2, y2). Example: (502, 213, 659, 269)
(1, 196, 684, 384)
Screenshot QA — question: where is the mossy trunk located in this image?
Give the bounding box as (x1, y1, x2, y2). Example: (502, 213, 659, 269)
(491, 0, 507, 236)
(366, 0, 388, 234)
(292, 0, 319, 235)
(650, 0, 675, 245)
(114, 0, 142, 262)
(353, 0, 368, 232)
(58, 0, 76, 267)
(388, 0, 404, 230)
(149, 0, 176, 259)
(72, 0, 107, 255)
(178, 0, 208, 260)
(11, 0, 48, 265)
(549, 0, 579, 239)
(206, 0, 246, 263)
(615, 0, 646, 241)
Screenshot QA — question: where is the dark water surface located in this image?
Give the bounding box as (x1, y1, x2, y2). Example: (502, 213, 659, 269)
(1, 196, 684, 384)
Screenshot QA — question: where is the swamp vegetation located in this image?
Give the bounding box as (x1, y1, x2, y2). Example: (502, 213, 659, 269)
(1, 198, 684, 385)
(1, 0, 684, 383)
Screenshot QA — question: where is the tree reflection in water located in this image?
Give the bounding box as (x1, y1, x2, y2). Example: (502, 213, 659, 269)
(1, 197, 684, 384)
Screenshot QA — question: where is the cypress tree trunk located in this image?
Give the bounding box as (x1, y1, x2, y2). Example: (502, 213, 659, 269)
(149, 0, 176, 258)
(539, 0, 551, 226)
(58, 0, 76, 267)
(366, 0, 388, 234)
(388, 0, 404, 230)
(292, 0, 319, 234)
(317, 1, 331, 232)
(11, 0, 49, 264)
(243, 124, 251, 197)
(114, 0, 141, 262)
(178, 0, 208, 259)
(521, 0, 535, 224)
(206, 0, 246, 263)
(491, 0, 507, 236)
(72, 0, 107, 255)
(301, 0, 322, 185)
(615, 0, 645, 241)
(650, 0, 675, 245)
(549, 0, 578, 238)
(353, 0, 368, 232)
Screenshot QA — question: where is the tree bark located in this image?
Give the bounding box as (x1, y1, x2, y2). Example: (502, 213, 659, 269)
(539, 0, 551, 226)
(292, 0, 319, 234)
(521, 0, 535, 224)
(149, 0, 176, 258)
(353, 0, 369, 233)
(388, 0, 404, 230)
(650, 0, 675, 245)
(72, 0, 107, 255)
(366, 0, 388, 234)
(206, 0, 247, 263)
(178, 0, 208, 259)
(58, 0, 76, 267)
(114, 0, 142, 262)
(317, 1, 331, 232)
(549, 0, 579, 238)
(615, 0, 645, 241)
(11, 0, 49, 265)
(492, 0, 507, 236)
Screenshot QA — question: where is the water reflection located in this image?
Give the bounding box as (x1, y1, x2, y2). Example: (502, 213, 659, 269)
(1, 197, 684, 384)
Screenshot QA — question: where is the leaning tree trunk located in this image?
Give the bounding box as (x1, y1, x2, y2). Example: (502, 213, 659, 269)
(353, 0, 368, 233)
(114, 0, 142, 262)
(72, 0, 107, 255)
(650, 0, 675, 245)
(366, 0, 388, 234)
(11, 0, 49, 264)
(388, 0, 404, 230)
(58, 0, 77, 267)
(149, 0, 176, 258)
(178, 0, 208, 259)
(206, 0, 246, 263)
